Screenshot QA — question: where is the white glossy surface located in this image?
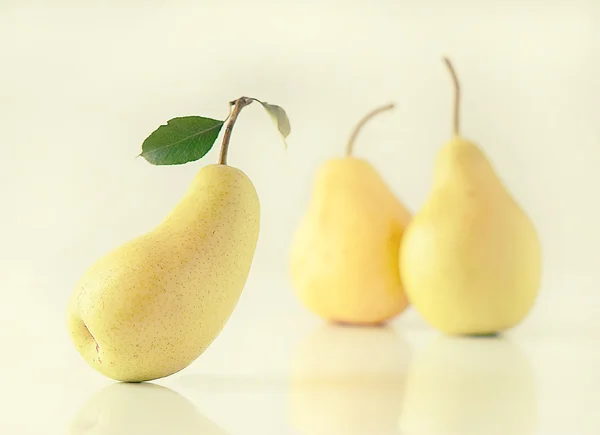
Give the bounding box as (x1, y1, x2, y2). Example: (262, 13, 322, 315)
(1, 1, 599, 434)
(2, 320, 600, 434)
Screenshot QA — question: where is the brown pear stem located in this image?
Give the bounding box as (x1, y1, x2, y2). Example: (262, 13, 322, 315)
(218, 97, 254, 165)
(443, 57, 461, 136)
(346, 103, 395, 157)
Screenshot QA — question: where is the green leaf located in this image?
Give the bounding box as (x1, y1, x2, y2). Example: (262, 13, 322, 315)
(140, 116, 225, 165)
(258, 101, 291, 149)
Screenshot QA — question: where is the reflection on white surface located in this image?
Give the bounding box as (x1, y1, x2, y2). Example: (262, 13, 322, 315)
(398, 336, 537, 435)
(68, 382, 229, 435)
(289, 324, 412, 435)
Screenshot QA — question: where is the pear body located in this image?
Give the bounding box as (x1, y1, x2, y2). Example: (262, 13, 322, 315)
(67, 164, 260, 382)
(400, 138, 541, 335)
(290, 157, 411, 325)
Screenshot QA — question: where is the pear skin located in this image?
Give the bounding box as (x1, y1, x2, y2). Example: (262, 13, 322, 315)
(67, 164, 260, 382)
(399, 59, 542, 335)
(290, 104, 411, 325)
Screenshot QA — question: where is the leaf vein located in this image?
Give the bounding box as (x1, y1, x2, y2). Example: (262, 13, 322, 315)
(142, 121, 224, 156)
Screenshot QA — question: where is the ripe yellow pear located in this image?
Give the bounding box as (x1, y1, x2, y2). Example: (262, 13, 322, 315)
(67, 164, 259, 382)
(66, 97, 266, 382)
(399, 59, 542, 335)
(290, 104, 411, 325)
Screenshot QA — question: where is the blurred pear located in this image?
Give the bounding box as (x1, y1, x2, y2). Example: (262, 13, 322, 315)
(398, 336, 537, 435)
(400, 59, 541, 335)
(68, 382, 229, 435)
(290, 103, 411, 325)
(289, 324, 412, 435)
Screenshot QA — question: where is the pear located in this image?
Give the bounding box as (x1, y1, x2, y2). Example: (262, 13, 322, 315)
(67, 165, 259, 382)
(290, 103, 411, 325)
(399, 58, 542, 335)
(67, 99, 261, 382)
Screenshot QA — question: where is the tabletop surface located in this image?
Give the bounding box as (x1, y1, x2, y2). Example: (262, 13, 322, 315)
(2, 316, 599, 435)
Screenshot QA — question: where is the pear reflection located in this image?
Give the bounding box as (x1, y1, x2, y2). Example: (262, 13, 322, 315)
(289, 324, 412, 435)
(398, 336, 537, 435)
(68, 382, 229, 435)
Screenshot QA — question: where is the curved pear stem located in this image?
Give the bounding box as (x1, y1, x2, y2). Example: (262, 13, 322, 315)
(345, 103, 395, 157)
(218, 97, 254, 165)
(443, 57, 461, 137)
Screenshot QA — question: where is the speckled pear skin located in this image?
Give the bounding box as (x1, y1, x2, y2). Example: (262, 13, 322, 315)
(67, 164, 260, 382)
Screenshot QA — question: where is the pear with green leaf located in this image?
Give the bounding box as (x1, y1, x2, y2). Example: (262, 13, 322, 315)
(399, 59, 542, 336)
(67, 97, 290, 382)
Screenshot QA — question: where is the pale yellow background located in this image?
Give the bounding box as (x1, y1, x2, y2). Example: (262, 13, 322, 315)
(1, 1, 599, 434)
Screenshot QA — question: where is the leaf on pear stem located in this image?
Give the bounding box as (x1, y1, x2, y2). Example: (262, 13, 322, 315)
(140, 116, 225, 165)
(257, 101, 291, 149)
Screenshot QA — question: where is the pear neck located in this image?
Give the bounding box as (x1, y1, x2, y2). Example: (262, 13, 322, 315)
(313, 157, 373, 195)
(159, 165, 232, 231)
(433, 138, 495, 190)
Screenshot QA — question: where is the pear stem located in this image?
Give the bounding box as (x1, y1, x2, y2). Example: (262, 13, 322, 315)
(346, 103, 395, 157)
(218, 96, 254, 165)
(443, 57, 461, 136)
